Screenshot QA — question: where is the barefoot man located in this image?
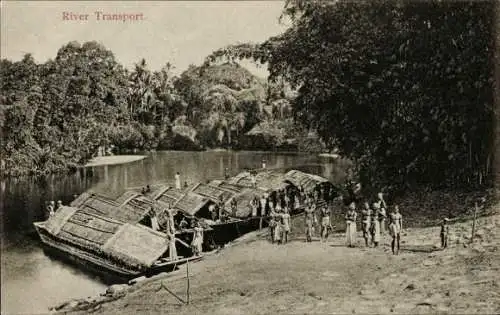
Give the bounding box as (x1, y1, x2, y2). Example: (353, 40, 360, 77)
(345, 202, 358, 247)
(320, 204, 331, 242)
(281, 206, 291, 244)
(304, 204, 315, 242)
(361, 202, 372, 247)
(389, 205, 403, 255)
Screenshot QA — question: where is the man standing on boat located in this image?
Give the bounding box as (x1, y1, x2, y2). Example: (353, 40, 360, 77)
(250, 197, 258, 217)
(46, 201, 55, 218)
(175, 172, 181, 190)
(165, 208, 177, 260)
(191, 221, 204, 256)
(209, 203, 217, 221)
(251, 171, 257, 188)
(260, 194, 267, 217)
(149, 205, 160, 231)
(217, 196, 225, 222)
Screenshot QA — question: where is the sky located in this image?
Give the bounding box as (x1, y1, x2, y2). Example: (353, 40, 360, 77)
(1, 1, 289, 77)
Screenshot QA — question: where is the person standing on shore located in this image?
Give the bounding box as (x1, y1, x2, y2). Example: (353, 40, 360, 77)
(370, 202, 381, 247)
(273, 209, 282, 244)
(261, 159, 266, 169)
(304, 204, 315, 242)
(440, 218, 450, 249)
(281, 207, 291, 244)
(320, 204, 331, 242)
(361, 202, 372, 247)
(388, 205, 403, 255)
(345, 202, 358, 247)
(377, 192, 387, 233)
(175, 172, 181, 190)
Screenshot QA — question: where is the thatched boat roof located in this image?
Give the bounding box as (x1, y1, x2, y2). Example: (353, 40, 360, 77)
(228, 170, 291, 191)
(228, 187, 264, 217)
(173, 191, 210, 216)
(190, 183, 235, 203)
(285, 170, 330, 192)
(101, 223, 168, 267)
(70, 191, 94, 208)
(77, 193, 150, 224)
(42, 206, 170, 268)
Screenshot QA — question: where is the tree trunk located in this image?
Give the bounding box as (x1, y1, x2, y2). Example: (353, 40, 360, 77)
(494, 1, 500, 198)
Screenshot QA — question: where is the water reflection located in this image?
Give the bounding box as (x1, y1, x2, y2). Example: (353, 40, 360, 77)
(1, 151, 347, 314)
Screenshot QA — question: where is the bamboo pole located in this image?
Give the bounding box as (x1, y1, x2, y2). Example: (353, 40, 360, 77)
(471, 202, 478, 244)
(186, 258, 190, 305)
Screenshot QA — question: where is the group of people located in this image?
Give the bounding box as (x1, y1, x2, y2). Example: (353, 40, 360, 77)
(299, 189, 405, 255)
(45, 200, 63, 218)
(303, 199, 333, 242)
(269, 205, 292, 244)
(344, 194, 403, 255)
(147, 201, 205, 258)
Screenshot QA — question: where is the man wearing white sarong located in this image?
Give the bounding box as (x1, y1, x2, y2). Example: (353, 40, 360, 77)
(370, 202, 381, 247)
(260, 195, 267, 217)
(149, 207, 160, 231)
(165, 209, 177, 260)
(175, 172, 181, 190)
(345, 202, 357, 247)
(191, 222, 204, 256)
(273, 210, 282, 243)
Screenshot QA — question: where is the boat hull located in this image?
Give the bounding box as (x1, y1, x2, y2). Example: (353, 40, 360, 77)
(33, 222, 199, 282)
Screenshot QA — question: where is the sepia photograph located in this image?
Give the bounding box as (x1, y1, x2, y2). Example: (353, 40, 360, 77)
(1, 0, 499, 314)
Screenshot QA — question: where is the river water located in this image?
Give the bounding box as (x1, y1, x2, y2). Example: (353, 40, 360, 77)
(0, 151, 347, 314)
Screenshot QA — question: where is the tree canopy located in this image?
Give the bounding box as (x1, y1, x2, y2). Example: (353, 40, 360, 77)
(203, 0, 497, 191)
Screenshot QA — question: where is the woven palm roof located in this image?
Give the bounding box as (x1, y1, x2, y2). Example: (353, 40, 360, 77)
(101, 223, 168, 267)
(77, 193, 150, 224)
(41, 206, 170, 268)
(228, 170, 290, 191)
(285, 170, 329, 192)
(190, 183, 235, 203)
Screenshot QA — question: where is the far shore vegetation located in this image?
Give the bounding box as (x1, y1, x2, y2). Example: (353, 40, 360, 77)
(1, 0, 497, 204)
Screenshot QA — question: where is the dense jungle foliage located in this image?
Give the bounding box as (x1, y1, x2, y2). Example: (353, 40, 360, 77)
(1, 42, 320, 177)
(204, 0, 497, 192)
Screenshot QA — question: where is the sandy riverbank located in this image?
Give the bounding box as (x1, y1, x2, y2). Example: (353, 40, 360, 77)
(54, 203, 500, 315)
(84, 155, 147, 167)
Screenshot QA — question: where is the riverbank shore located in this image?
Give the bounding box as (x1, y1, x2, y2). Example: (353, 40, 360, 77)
(53, 201, 499, 314)
(83, 155, 147, 167)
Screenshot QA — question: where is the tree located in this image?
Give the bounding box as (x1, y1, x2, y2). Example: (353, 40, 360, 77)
(203, 0, 497, 191)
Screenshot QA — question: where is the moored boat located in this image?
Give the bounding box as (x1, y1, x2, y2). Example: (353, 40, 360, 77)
(34, 168, 336, 278)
